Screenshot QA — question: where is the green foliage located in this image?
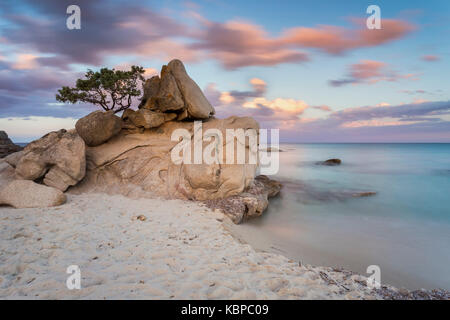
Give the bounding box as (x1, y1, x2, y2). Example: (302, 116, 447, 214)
(56, 66, 145, 113)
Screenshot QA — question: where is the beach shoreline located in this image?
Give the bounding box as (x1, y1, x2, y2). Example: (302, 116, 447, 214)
(0, 192, 447, 300)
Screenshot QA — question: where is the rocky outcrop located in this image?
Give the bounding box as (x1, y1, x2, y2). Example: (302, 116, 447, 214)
(75, 110, 122, 147)
(0, 59, 280, 221)
(73, 116, 259, 202)
(139, 59, 215, 120)
(15, 129, 86, 191)
(204, 175, 282, 224)
(0, 131, 23, 158)
(317, 158, 341, 166)
(0, 180, 66, 208)
(67, 59, 280, 223)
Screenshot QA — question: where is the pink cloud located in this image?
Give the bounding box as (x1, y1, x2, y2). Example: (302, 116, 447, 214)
(191, 20, 309, 69)
(205, 79, 310, 129)
(312, 105, 332, 112)
(12, 54, 39, 70)
(341, 119, 419, 128)
(1, 2, 416, 71)
(190, 17, 414, 69)
(421, 55, 440, 62)
(350, 60, 385, 79)
(329, 60, 419, 86)
(283, 19, 415, 54)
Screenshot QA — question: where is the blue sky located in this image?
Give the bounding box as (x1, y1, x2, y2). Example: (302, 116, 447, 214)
(0, 0, 449, 142)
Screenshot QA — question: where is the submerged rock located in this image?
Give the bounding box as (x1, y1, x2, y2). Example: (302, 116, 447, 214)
(75, 110, 122, 147)
(260, 146, 285, 152)
(0, 180, 66, 208)
(15, 129, 86, 191)
(204, 175, 282, 224)
(317, 158, 342, 166)
(0, 131, 23, 158)
(352, 191, 377, 197)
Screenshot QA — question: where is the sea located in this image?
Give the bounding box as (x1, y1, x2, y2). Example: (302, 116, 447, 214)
(238, 143, 450, 290)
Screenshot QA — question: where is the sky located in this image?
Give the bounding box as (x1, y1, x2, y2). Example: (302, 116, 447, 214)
(0, 0, 449, 142)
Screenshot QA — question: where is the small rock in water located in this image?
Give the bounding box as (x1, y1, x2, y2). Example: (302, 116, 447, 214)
(352, 192, 377, 197)
(317, 158, 342, 166)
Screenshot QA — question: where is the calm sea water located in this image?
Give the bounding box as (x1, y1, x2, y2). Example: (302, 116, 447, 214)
(239, 143, 450, 290)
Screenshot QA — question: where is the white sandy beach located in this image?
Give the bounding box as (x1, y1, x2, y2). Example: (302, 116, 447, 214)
(0, 191, 418, 300)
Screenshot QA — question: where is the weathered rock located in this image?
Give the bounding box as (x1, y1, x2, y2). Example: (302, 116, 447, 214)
(140, 59, 215, 119)
(0, 131, 23, 158)
(317, 158, 342, 166)
(168, 59, 215, 119)
(75, 110, 122, 147)
(0, 160, 15, 184)
(138, 76, 160, 109)
(4, 150, 24, 168)
(72, 116, 259, 203)
(15, 129, 86, 191)
(164, 113, 178, 122)
(155, 65, 185, 112)
(204, 175, 282, 224)
(0, 180, 66, 208)
(122, 109, 166, 129)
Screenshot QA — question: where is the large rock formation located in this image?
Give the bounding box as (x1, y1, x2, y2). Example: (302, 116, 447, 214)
(139, 59, 215, 120)
(15, 129, 86, 191)
(73, 116, 260, 201)
(75, 110, 122, 146)
(0, 59, 281, 222)
(0, 131, 23, 158)
(0, 180, 66, 208)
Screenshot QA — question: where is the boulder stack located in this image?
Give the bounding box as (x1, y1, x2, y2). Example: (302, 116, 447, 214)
(138, 59, 215, 120)
(0, 59, 281, 222)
